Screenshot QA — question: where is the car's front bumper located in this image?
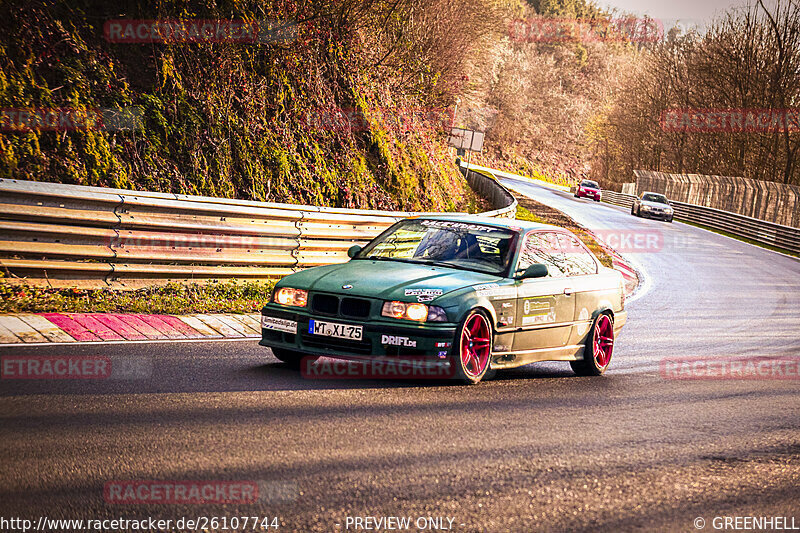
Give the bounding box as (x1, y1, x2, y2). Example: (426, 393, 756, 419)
(577, 190, 601, 200)
(640, 209, 672, 220)
(259, 305, 458, 360)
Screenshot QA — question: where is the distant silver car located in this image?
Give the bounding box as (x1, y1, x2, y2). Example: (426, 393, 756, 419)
(631, 192, 674, 223)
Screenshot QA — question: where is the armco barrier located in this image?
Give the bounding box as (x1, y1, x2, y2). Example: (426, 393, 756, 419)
(601, 190, 800, 254)
(0, 171, 516, 288)
(460, 167, 518, 218)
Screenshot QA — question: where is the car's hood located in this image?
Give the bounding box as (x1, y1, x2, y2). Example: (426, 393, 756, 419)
(280, 260, 503, 302)
(641, 200, 670, 209)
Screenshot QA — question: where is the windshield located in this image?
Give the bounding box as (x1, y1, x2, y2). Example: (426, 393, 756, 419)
(642, 193, 668, 204)
(356, 219, 517, 276)
(581, 180, 599, 189)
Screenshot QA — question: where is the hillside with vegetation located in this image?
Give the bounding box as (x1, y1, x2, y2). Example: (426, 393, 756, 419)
(2, 0, 797, 209)
(597, 1, 800, 188)
(459, 0, 800, 190)
(0, 0, 499, 211)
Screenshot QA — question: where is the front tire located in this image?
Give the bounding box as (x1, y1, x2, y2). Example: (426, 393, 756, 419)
(631, 205, 637, 216)
(272, 348, 317, 370)
(571, 313, 614, 376)
(666, 216, 674, 223)
(451, 310, 493, 384)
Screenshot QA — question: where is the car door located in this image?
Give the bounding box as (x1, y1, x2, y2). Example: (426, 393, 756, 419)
(555, 233, 604, 345)
(512, 231, 575, 351)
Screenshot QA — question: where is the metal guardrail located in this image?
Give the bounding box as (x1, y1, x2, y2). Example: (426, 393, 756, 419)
(601, 190, 800, 254)
(0, 170, 517, 288)
(460, 167, 518, 218)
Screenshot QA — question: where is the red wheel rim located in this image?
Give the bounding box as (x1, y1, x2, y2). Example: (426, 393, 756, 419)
(461, 314, 491, 378)
(593, 315, 614, 368)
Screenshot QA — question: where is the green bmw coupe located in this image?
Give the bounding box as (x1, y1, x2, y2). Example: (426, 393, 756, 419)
(260, 215, 627, 384)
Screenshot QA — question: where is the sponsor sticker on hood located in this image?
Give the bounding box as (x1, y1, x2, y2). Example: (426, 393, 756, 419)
(405, 288, 444, 302)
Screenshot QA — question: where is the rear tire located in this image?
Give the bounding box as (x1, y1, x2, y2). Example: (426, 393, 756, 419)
(272, 348, 317, 370)
(571, 313, 615, 377)
(451, 310, 493, 384)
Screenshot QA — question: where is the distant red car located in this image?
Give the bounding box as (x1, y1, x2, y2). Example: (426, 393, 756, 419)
(574, 180, 602, 202)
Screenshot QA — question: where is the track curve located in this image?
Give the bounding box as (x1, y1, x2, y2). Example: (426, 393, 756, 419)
(500, 176, 800, 374)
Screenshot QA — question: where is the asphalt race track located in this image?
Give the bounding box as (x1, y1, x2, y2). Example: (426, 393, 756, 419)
(2, 179, 799, 532)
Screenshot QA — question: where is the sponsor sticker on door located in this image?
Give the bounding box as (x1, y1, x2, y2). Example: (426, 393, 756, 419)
(522, 298, 556, 326)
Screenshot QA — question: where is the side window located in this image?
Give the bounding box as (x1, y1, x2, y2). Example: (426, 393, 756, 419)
(517, 232, 567, 278)
(557, 234, 598, 276)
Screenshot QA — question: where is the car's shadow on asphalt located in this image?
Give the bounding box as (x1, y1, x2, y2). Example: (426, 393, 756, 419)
(244, 362, 449, 390)
(244, 359, 579, 391)
(491, 365, 578, 381)
(0, 340, 581, 397)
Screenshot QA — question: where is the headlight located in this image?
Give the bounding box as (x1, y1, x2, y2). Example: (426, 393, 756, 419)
(273, 287, 308, 307)
(381, 301, 448, 322)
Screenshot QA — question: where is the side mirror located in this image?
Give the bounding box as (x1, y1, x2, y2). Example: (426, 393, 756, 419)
(347, 245, 363, 259)
(520, 263, 549, 279)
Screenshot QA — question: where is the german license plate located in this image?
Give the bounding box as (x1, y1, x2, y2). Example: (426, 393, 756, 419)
(308, 319, 363, 340)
